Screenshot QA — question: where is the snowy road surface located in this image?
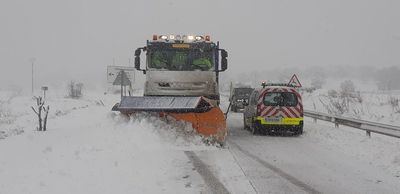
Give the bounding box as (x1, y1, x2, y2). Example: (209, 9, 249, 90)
(1, 92, 400, 193)
(225, 113, 400, 193)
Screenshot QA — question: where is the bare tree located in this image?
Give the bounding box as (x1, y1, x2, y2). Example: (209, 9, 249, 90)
(340, 80, 356, 98)
(31, 96, 50, 131)
(43, 105, 49, 131)
(389, 96, 400, 113)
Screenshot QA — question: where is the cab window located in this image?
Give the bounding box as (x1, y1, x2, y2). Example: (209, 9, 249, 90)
(148, 49, 214, 71)
(263, 92, 298, 106)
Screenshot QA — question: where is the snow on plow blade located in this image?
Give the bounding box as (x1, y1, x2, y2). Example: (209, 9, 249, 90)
(112, 96, 227, 142)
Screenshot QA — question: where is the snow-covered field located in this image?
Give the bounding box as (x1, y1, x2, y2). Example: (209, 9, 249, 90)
(1, 88, 400, 193)
(301, 79, 400, 126)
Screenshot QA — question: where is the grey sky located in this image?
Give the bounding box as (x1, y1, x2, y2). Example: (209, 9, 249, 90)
(1, 0, 399, 91)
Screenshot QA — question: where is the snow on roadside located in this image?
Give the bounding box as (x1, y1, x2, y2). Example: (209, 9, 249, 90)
(304, 118, 400, 179)
(0, 91, 28, 139)
(301, 79, 400, 126)
(0, 91, 217, 194)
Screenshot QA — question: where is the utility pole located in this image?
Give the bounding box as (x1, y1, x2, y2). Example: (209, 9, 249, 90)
(30, 58, 36, 95)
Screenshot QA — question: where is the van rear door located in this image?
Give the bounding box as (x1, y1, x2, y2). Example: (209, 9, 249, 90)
(259, 89, 302, 124)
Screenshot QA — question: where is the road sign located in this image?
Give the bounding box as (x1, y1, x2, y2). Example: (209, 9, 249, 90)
(107, 66, 135, 85)
(113, 71, 131, 86)
(288, 74, 302, 87)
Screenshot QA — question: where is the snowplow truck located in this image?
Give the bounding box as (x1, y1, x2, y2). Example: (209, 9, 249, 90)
(112, 34, 228, 143)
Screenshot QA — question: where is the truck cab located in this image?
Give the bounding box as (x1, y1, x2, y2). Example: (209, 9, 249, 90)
(134, 35, 227, 106)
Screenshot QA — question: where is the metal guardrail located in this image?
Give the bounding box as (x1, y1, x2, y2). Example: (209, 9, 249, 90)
(304, 110, 400, 138)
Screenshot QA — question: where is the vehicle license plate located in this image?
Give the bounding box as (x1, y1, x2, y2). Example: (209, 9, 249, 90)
(265, 117, 281, 123)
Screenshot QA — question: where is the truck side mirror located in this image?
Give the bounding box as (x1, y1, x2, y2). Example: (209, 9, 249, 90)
(221, 49, 228, 58)
(220, 49, 228, 71)
(221, 58, 227, 71)
(134, 48, 141, 57)
(135, 56, 140, 70)
(134, 48, 146, 74)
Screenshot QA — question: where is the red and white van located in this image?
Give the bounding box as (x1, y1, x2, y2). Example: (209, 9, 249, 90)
(243, 83, 303, 135)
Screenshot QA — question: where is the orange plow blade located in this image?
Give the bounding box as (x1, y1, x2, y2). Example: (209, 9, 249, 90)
(112, 96, 227, 143)
(168, 107, 227, 143)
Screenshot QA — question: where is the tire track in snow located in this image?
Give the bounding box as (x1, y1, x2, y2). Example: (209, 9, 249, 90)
(228, 141, 321, 194)
(184, 151, 230, 194)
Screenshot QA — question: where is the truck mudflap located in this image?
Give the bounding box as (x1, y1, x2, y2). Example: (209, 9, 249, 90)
(112, 96, 227, 143)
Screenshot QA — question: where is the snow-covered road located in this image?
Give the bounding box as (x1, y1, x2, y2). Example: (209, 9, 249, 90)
(1, 92, 400, 193)
(226, 113, 400, 193)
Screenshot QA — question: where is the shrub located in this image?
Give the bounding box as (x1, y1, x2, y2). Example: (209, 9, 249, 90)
(67, 81, 84, 98)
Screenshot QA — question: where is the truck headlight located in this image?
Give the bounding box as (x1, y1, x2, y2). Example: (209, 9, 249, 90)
(195, 36, 203, 41)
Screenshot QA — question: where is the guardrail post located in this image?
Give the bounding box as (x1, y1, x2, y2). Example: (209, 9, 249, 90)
(333, 118, 339, 128)
(313, 118, 317, 123)
(366, 130, 371, 137)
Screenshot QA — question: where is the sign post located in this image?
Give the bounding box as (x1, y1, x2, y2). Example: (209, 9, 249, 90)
(107, 66, 135, 96)
(41, 86, 48, 100)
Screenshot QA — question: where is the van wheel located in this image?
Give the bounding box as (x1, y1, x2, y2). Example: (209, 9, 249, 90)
(251, 120, 261, 135)
(263, 127, 271, 136)
(294, 124, 303, 136)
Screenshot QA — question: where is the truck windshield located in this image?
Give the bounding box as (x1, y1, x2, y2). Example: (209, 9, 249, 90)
(263, 92, 298, 107)
(148, 49, 214, 71)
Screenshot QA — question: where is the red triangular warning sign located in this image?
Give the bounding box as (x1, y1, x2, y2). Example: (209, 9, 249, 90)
(288, 74, 302, 87)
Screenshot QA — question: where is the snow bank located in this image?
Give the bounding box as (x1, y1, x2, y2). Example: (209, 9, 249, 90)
(304, 118, 400, 178)
(0, 91, 217, 194)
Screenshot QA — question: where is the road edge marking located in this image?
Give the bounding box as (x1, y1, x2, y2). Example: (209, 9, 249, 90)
(228, 141, 321, 194)
(184, 151, 230, 194)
